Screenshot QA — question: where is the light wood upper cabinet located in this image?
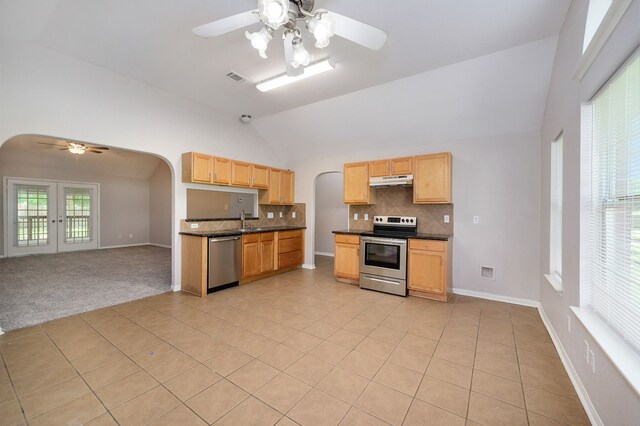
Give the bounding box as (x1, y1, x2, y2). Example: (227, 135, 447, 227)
(391, 157, 413, 175)
(251, 165, 269, 189)
(334, 234, 360, 282)
(369, 160, 390, 177)
(281, 170, 294, 205)
(407, 239, 451, 302)
(182, 153, 213, 183)
(212, 157, 231, 185)
(259, 169, 295, 205)
(369, 157, 412, 178)
(413, 153, 452, 204)
(231, 161, 251, 187)
(344, 162, 374, 204)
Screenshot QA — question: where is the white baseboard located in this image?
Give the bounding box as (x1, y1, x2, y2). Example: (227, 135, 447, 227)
(301, 264, 316, 270)
(148, 243, 172, 249)
(314, 252, 335, 257)
(538, 307, 602, 426)
(452, 288, 540, 308)
(99, 243, 156, 250)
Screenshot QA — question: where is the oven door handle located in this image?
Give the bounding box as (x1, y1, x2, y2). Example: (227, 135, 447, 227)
(364, 276, 402, 286)
(361, 237, 407, 245)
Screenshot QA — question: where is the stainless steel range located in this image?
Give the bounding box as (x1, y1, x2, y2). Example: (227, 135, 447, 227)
(359, 216, 417, 297)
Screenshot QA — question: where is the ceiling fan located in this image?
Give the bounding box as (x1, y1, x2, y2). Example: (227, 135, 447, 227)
(193, 0, 388, 77)
(37, 140, 110, 155)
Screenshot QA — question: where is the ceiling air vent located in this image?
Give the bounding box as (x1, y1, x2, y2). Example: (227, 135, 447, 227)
(225, 71, 246, 83)
(480, 266, 495, 280)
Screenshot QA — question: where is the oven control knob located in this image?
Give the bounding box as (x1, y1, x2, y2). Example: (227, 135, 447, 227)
(401, 219, 406, 223)
(410, 219, 414, 223)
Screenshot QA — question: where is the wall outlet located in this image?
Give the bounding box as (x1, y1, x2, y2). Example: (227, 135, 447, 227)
(353, 213, 359, 220)
(267, 212, 274, 219)
(190, 223, 199, 229)
(444, 215, 450, 223)
(364, 213, 369, 220)
(292, 212, 296, 219)
(473, 216, 480, 224)
(279, 212, 283, 218)
(129, 233, 133, 239)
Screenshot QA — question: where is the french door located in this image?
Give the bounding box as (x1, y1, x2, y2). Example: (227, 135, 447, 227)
(6, 179, 99, 256)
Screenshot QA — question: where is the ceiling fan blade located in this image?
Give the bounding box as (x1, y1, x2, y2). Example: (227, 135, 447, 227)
(284, 33, 303, 77)
(88, 150, 103, 154)
(58, 148, 69, 150)
(37, 141, 65, 146)
(327, 12, 388, 51)
(193, 10, 260, 38)
(90, 147, 109, 150)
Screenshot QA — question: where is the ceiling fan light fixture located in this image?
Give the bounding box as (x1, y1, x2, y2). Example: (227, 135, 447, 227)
(256, 58, 335, 92)
(245, 26, 274, 59)
(68, 143, 86, 155)
(258, 0, 290, 29)
(308, 12, 334, 48)
(290, 37, 311, 68)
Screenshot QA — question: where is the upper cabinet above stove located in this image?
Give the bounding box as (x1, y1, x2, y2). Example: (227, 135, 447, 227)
(369, 157, 413, 178)
(343, 152, 452, 205)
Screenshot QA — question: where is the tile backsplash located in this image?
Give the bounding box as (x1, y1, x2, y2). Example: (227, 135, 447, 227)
(180, 203, 306, 232)
(349, 187, 453, 235)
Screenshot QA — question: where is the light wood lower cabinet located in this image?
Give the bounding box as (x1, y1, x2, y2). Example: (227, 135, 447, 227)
(407, 239, 452, 302)
(242, 233, 275, 278)
(334, 234, 360, 283)
(278, 230, 303, 269)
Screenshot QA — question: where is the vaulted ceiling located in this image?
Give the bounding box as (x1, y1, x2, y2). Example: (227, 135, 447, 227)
(0, 1, 573, 163)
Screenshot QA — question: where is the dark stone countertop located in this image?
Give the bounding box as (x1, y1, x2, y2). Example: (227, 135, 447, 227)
(180, 226, 306, 238)
(332, 229, 452, 241)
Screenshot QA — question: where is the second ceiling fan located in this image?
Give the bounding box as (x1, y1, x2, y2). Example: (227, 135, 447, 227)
(193, 0, 388, 77)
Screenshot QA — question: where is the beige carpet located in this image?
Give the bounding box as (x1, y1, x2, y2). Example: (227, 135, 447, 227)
(0, 245, 171, 331)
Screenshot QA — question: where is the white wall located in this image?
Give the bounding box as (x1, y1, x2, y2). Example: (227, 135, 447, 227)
(539, 0, 640, 424)
(149, 161, 172, 247)
(314, 172, 347, 255)
(289, 130, 541, 302)
(0, 42, 284, 286)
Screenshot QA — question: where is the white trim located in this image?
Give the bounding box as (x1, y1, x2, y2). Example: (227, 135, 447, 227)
(574, 0, 633, 81)
(148, 243, 172, 249)
(538, 307, 603, 426)
(0, 326, 4, 335)
(301, 263, 316, 270)
(544, 273, 564, 294)
(314, 251, 335, 257)
(571, 306, 640, 396)
(99, 243, 153, 250)
(452, 288, 540, 308)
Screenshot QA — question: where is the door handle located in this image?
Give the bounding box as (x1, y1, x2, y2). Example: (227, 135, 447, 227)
(52, 219, 56, 223)
(58, 219, 63, 222)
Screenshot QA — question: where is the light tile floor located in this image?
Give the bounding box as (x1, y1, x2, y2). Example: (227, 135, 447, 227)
(0, 256, 589, 425)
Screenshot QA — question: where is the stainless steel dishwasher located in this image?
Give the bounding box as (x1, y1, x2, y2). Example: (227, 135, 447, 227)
(208, 236, 242, 293)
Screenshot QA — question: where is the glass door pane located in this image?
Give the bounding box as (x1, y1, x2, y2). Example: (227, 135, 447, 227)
(7, 179, 57, 256)
(57, 183, 98, 252)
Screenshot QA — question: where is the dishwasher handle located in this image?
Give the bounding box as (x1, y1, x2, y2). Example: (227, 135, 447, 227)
(209, 236, 242, 242)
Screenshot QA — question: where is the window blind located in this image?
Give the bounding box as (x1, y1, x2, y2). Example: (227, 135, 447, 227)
(550, 134, 563, 282)
(585, 53, 640, 353)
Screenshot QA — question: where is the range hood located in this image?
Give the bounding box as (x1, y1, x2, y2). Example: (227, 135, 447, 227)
(370, 175, 414, 187)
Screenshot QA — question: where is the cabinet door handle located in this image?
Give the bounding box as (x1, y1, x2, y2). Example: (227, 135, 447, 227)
(391, 163, 394, 174)
(208, 172, 212, 181)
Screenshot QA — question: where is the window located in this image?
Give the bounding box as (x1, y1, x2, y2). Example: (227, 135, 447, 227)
(546, 134, 563, 291)
(581, 52, 640, 353)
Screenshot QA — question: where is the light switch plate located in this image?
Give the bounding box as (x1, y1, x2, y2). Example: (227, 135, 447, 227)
(444, 215, 450, 223)
(190, 223, 199, 229)
(279, 212, 283, 218)
(473, 216, 480, 224)
(268, 212, 274, 219)
(353, 213, 359, 220)
(292, 212, 296, 218)
(364, 213, 369, 220)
